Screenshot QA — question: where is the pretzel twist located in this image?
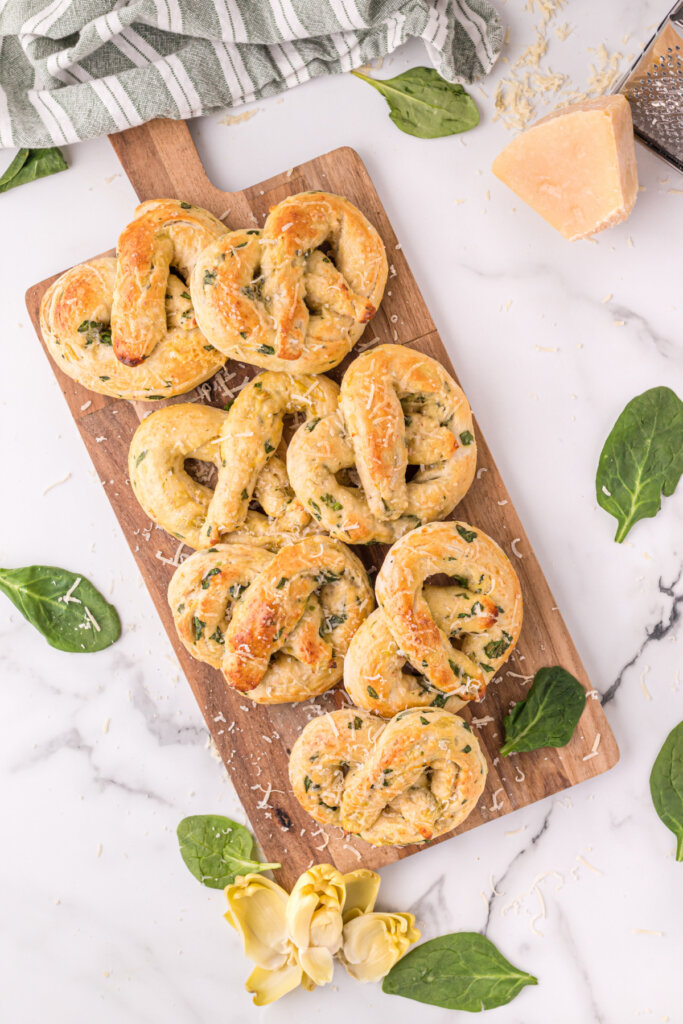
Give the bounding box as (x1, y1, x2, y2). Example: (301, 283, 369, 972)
(344, 521, 523, 716)
(168, 537, 374, 703)
(129, 371, 339, 549)
(40, 199, 228, 399)
(286, 344, 477, 544)
(112, 199, 227, 366)
(201, 370, 339, 547)
(40, 254, 226, 401)
(190, 192, 388, 373)
(289, 707, 487, 846)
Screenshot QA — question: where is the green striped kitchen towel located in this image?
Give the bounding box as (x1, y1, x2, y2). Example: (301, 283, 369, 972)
(0, 0, 503, 148)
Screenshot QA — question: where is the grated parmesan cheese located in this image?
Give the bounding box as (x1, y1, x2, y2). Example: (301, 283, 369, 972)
(61, 577, 82, 605)
(43, 472, 72, 495)
(488, 787, 505, 812)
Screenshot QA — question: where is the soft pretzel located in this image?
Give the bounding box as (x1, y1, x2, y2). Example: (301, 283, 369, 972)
(128, 371, 339, 549)
(168, 537, 374, 703)
(201, 370, 339, 547)
(40, 256, 226, 400)
(287, 344, 477, 544)
(112, 199, 227, 366)
(345, 521, 522, 716)
(190, 192, 388, 373)
(289, 707, 487, 846)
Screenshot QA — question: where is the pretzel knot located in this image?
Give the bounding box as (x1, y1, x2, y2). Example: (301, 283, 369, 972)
(289, 707, 487, 846)
(168, 537, 374, 704)
(112, 199, 227, 366)
(40, 199, 228, 400)
(129, 371, 339, 550)
(344, 521, 523, 717)
(40, 254, 226, 401)
(190, 192, 388, 373)
(287, 344, 477, 544)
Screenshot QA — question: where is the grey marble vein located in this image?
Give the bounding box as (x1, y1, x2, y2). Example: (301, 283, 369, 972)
(407, 874, 450, 937)
(555, 905, 606, 1024)
(602, 566, 682, 705)
(482, 806, 554, 935)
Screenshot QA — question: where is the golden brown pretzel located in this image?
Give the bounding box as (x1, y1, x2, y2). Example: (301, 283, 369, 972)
(190, 192, 388, 373)
(128, 371, 338, 549)
(287, 344, 477, 544)
(112, 199, 227, 366)
(289, 707, 487, 846)
(168, 538, 374, 703)
(201, 370, 339, 547)
(344, 521, 523, 716)
(40, 256, 226, 400)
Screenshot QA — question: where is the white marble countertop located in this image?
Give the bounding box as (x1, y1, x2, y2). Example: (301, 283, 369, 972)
(2, 1, 682, 1021)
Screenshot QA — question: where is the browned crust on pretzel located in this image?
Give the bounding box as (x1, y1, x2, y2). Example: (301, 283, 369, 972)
(289, 707, 488, 846)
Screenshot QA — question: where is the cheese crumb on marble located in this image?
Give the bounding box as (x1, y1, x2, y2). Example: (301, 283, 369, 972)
(43, 472, 72, 495)
(576, 853, 603, 875)
(505, 825, 528, 837)
(218, 109, 259, 127)
(494, 0, 627, 134)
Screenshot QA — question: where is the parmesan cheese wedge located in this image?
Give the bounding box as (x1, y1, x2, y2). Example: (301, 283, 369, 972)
(492, 95, 638, 240)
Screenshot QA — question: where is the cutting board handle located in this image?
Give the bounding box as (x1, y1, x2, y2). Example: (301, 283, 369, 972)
(108, 118, 228, 209)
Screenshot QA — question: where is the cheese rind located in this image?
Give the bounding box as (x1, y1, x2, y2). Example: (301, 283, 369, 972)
(492, 96, 638, 241)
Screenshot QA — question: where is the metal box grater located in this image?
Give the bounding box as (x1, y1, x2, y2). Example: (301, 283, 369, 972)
(614, 0, 683, 173)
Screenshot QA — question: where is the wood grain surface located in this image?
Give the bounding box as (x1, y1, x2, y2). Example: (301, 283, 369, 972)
(25, 119, 619, 888)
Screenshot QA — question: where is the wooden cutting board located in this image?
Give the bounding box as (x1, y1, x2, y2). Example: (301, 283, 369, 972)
(25, 119, 619, 888)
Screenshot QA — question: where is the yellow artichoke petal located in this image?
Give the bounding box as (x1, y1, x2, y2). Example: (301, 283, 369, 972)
(245, 961, 303, 1006)
(299, 945, 336, 986)
(286, 864, 345, 955)
(309, 906, 343, 952)
(341, 912, 421, 983)
(286, 888, 318, 951)
(341, 869, 381, 921)
(225, 875, 290, 970)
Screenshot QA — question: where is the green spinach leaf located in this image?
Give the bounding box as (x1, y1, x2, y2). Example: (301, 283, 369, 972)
(177, 814, 280, 889)
(650, 721, 683, 861)
(0, 147, 67, 193)
(351, 68, 479, 139)
(0, 565, 120, 653)
(596, 386, 683, 543)
(500, 666, 586, 756)
(382, 932, 537, 1010)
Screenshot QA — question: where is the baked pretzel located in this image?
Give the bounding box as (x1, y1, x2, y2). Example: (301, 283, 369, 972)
(345, 521, 523, 716)
(289, 707, 487, 846)
(201, 370, 339, 547)
(40, 255, 225, 400)
(190, 192, 388, 373)
(112, 199, 227, 366)
(287, 344, 477, 544)
(128, 371, 338, 549)
(168, 537, 374, 703)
